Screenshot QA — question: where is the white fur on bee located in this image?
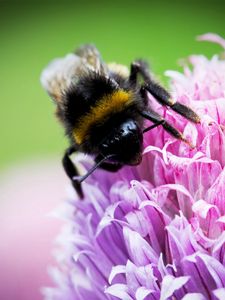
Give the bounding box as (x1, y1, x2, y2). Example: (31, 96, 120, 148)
(40, 54, 85, 102)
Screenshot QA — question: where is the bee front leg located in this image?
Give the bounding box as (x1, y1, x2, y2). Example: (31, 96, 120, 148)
(62, 146, 84, 198)
(129, 59, 150, 84)
(143, 81, 200, 123)
(140, 109, 194, 147)
(65, 154, 120, 198)
(94, 156, 123, 172)
(130, 60, 200, 124)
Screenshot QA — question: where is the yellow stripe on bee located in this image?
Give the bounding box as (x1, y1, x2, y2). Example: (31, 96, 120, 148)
(73, 90, 133, 144)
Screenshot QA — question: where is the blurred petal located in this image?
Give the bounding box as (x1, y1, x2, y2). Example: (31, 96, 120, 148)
(197, 33, 225, 49)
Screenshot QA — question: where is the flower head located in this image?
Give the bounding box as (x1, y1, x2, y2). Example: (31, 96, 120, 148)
(44, 34, 225, 300)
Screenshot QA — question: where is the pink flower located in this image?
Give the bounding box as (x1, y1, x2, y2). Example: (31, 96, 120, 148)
(44, 34, 225, 300)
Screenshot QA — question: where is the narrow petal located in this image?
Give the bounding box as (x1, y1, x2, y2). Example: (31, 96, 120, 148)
(197, 33, 225, 49)
(213, 288, 225, 300)
(108, 265, 126, 284)
(181, 293, 206, 300)
(135, 287, 152, 300)
(123, 227, 158, 266)
(105, 284, 133, 300)
(160, 275, 190, 300)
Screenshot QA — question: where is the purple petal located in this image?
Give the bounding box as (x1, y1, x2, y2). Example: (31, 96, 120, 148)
(123, 227, 158, 266)
(108, 265, 126, 284)
(105, 284, 133, 300)
(181, 293, 206, 300)
(212, 232, 225, 265)
(160, 275, 190, 300)
(135, 287, 152, 300)
(184, 252, 225, 294)
(192, 199, 222, 238)
(213, 288, 225, 300)
(206, 167, 225, 215)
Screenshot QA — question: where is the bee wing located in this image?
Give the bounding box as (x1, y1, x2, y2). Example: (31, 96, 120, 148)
(40, 53, 86, 104)
(107, 62, 130, 78)
(75, 44, 108, 75)
(40, 45, 108, 104)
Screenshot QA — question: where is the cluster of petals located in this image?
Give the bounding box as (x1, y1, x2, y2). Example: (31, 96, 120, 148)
(44, 33, 225, 300)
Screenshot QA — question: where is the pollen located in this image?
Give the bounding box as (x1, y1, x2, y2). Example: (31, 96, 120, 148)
(73, 90, 133, 144)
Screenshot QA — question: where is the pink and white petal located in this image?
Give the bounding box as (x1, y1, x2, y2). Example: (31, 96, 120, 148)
(157, 253, 176, 279)
(184, 252, 225, 291)
(173, 155, 222, 203)
(138, 200, 170, 254)
(135, 287, 152, 300)
(206, 167, 225, 215)
(125, 261, 159, 295)
(166, 219, 203, 266)
(108, 265, 126, 284)
(159, 275, 190, 300)
(213, 288, 225, 300)
(153, 183, 194, 219)
(201, 124, 225, 167)
(181, 293, 206, 300)
(126, 260, 144, 295)
(123, 227, 158, 266)
(197, 33, 225, 50)
(212, 232, 225, 265)
(192, 199, 222, 238)
(105, 284, 133, 300)
(217, 216, 225, 224)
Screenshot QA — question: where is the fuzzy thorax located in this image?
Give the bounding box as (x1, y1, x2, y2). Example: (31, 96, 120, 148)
(73, 90, 134, 144)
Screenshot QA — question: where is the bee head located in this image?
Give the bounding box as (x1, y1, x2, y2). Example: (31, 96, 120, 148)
(99, 119, 143, 166)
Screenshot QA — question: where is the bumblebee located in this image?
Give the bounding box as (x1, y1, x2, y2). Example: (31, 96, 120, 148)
(41, 44, 200, 198)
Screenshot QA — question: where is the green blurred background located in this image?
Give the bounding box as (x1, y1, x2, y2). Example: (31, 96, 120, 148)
(1, 0, 225, 171)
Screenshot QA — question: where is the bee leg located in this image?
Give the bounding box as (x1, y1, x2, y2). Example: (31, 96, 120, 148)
(94, 156, 123, 172)
(71, 154, 120, 192)
(142, 120, 164, 133)
(140, 109, 194, 147)
(129, 61, 142, 84)
(143, 82, 200, 123)
(130, 60, 200, 124)
(129, 59, 150, 82)
(129, 59, 152, 82)
(62, 146, 84, 198)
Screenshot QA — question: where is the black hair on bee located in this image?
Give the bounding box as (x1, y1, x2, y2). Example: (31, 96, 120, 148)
(41, 44, 200, 198)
